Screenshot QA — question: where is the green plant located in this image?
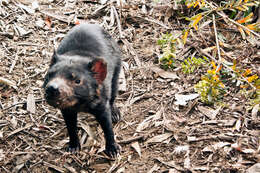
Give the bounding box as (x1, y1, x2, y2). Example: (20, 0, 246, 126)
(194, 62, 225, 104)
(249, 90, 260, 107)
(181, 56, 208, 74)
(157, 33, 179, 70)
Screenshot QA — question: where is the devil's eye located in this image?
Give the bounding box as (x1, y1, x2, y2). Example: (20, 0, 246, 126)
(75, 79, 81, 84)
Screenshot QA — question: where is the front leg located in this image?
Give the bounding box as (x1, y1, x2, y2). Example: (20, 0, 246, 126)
(61, 109, 80, 153)
(93, 105, 120, 157)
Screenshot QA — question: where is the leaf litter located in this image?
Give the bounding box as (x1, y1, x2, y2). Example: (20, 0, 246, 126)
(0, 0, 259, 172)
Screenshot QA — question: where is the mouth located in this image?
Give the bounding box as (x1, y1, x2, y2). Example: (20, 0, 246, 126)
(45, 95, 78, 109)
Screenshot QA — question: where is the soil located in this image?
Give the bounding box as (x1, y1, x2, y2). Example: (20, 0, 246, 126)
(0, 1, 259, 173)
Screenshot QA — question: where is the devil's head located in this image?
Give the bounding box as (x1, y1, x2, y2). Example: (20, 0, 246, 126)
(43, 52, 107, 110)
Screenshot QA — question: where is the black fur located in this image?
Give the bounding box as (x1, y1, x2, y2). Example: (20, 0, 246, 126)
(43, 23, 121, 157)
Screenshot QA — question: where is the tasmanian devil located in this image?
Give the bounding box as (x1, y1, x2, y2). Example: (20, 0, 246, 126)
(43, 23, 121, 157)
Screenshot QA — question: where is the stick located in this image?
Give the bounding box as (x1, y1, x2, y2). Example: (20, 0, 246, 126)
(6, 123, 33, 138)
(118, 135, 145, 144)
(212, 14, 221, 62)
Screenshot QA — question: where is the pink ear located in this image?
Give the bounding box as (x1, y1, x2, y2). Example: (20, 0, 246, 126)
(91, 59, 107, 84)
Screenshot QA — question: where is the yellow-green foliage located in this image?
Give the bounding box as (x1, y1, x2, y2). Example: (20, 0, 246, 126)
(194, 62, 225, 104)
(157, 33, 177, 70)
(182, 56, 208, 74)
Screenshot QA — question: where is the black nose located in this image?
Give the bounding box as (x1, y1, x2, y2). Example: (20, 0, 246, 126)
(45, 84, 60, 97)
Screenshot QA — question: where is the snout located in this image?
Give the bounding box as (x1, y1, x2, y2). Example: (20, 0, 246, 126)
(44, 78, 78, 109)
(45, 83, 60, 98)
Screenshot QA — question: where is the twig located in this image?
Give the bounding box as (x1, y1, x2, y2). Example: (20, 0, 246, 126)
(121, 39, 143, 72)
(136, 16, 171, 29)
(118, 135, 145, 144)
(187, 134, 233, 142)
(9, 51, 19, 73)
(0, 77, 17, 90)
(212, 14, 221, 62)
(43, 161, 66, 172)
(184, 99, 198, 116)
(1, 99, 45, 111)
(40, 10, 69, 24)
(0, 100, 3, 109)
(6, 123, 33, 138)
(111, 6, 123, 38)
(0, 32, 14, 39)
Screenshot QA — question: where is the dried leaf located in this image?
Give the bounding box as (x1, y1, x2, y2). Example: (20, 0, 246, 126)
(79, 122, 96, 140)
(212, 142, 230, 150)
(182, 30, 189, 45)
(174, 145, 189, 154)
(45, 16, 52, 28)
(64, 164, 77, 173)
(44, 161, 66, 172)
(118, 66, 127, 92)
(202, 46, 216, 53)
(10, 116, 17, 128)
(198, 106, 221, 119)
(174, 93, 199, 106)
(233, 118, 242, 132)
(131, 142, 141, 157)
(236, 12, 253, 24)
(235, 6, 246, 11)
(116, 167, 125, 173)
(192, 14, 202, 30)
(7, 123, 33, 138)
(136, 116, 153, 132)
(31, 1, 39, 10)
(16, 3, 35, 14)
(184, 153, 190, 169)
(0, 149, 4, 161)
(148, 164, 160, 173)
(151, 66, 179, 80)
(238, 26, 246, 39)
(155, 158, 184, 171)
(100, 0, 108, 4)
(252, 104, 259, 120)
(146, 133, 173, 144)
(27, 93, 36, 114)
(231, 142, 242, 152)
(153, 107, 163, 121)
(202, 146, 213, 153)
(242, 148, 255, 154)
(247, 75, 258, 83)
(247, 163, 260, 173)
(0, 77, 17, 89)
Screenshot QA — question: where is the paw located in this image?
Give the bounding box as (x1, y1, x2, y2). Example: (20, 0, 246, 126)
(111, 106, 121, 124)
(66, 142, 81, 154)
(105, 143, 120, 158)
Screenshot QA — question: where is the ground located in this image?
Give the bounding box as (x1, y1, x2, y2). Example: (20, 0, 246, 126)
(0, 0, 259, 173)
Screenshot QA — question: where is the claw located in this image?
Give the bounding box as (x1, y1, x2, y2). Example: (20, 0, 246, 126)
(105, 143, 120, 158)
(67, 146, 80, 154)
(66, 142, 80, 154)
